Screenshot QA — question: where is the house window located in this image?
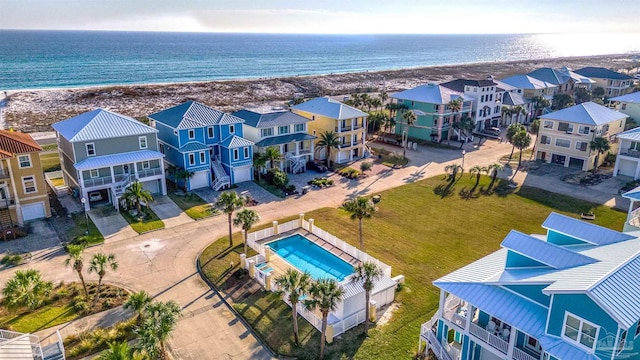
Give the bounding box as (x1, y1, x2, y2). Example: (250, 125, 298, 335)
(199, 152, 205, 163)
(480, 95, 484, 102)
(543, 121, 553, 129)
(89, 169, 99, 178)
(22, 176, 37, 194)
(159, 143, 165, 154)
(86, 143, 96, 156)
(139, 136, 148, 149)
(261, 128, 273, 137)
(294, 123, 305, 132)
(233, 149, 239, 160)
(635, 320, 640, 338)
(622, 103, 627, 110)
(563, 313, 598, 351)
(312, 115, 315, 121)
(576, 142, 588, 151)
(208, 127, 214, 138)
(142, 161, 150, 169)
(243, 147, 249, 158)
(189, 153, 195, 166)
(558, 122, 573, 132)
(602, 124, 610, 134)
(617, 330, 627, 354)
(578, 126, 591, 135)
(18, 155, 31, 168)
(279, 125, 290, 135)
(540, 135, 551, 145)
(188, 130, 195, 139)
(556, 139, 571, 148)
(229, 124, 235, 134)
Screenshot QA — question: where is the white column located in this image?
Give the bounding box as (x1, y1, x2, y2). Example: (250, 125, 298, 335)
(295, 142, 300, 156)
(506, 326, 516, 359)
(438, 290, 446, 317)
(133, 162, 139, 180)
(635, 161, 640, 180)
(110, 166, 115, 183)
(627, 200, 635, 224)
(160, 177, 167, 196)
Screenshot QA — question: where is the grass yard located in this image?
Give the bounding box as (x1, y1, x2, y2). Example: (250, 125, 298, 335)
(167, 182, 216, 220)
(40, 152, 61, 172)
(63, 213, 104, 247)
(121, 207, 164, 233)
(199, 174, 626, 360)
(371, 146, 409, 167)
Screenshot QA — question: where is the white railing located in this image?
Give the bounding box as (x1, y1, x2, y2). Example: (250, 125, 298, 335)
(83, 175, 113, 188)
(289, 300, 323, 333)
(423, 329, 454, 360)
(137, 167, 163, 178)
(469, 322, 508, 354)
(332, 309, 366, 337)
(513, 347, 539, 360)
(278, 220, 300, 234)
(443, 340, 461, 360)
(0, 329, 25, 341)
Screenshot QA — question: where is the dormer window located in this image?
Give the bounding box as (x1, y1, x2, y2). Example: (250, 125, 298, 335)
(86, 143, 95, 156)
(208, 127, 214, 138)
(229, 124, 235, 134)
(188, 130, 195, 139)
(295, 123, 305, 132)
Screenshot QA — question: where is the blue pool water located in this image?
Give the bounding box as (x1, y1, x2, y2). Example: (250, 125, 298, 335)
(267, 234, 354, 281)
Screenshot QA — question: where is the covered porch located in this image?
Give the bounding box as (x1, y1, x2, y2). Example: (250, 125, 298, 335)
(255, 133, 316, 174)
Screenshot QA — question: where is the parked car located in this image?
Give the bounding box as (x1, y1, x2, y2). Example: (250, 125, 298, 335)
(482, 127, 501, 137)
(307, 160, 328, 172)
(88, 191, 103, 202)
(634, 73, 640, 80)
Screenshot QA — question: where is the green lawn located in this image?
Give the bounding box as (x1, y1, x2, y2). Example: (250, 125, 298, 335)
(64, 213, 104, 247)
(1, 304, 77, 333)
(199, 175, 626, 360)
(40, 152, 61, 172)
(167, 182, 216, 220)
(121, 207, 164, 233)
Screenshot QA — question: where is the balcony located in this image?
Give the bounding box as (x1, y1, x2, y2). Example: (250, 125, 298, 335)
(83, 176, 113, 188)
(469, 322, 509, 354)
(335, 125, 363, 133)
(420, 324, 457, 360)
(137, 167, 163, 178)
(620, 149, 640, 158)
(0, 169, 9, 179)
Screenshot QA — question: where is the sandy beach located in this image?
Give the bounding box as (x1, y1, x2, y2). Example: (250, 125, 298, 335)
(4, 53, 639, 133)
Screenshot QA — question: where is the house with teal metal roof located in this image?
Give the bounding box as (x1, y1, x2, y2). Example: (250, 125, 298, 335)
(148, 101, 254, 191)
(420, 212, 640, 360)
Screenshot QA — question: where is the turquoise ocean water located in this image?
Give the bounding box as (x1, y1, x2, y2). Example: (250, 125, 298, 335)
(0, 31, 638, 90)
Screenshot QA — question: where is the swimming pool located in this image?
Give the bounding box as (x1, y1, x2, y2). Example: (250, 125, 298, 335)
(267, 234, 354, 281)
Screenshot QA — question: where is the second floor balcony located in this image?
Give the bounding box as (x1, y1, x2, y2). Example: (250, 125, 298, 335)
(0, 169, 9, 179)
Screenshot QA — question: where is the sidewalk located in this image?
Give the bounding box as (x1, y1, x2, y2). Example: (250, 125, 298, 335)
(33, 306, 134, 343)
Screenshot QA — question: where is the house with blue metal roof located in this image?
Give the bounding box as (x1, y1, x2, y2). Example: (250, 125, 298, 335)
(148, 101, 254, 191)
(528, 67, 595, 95)
(420, 212, 640, 360)
(574, 67, 634, 98)
(232, 108, 316, 174)
(534, 102, 627, 171)
(52, 108, 166, 211)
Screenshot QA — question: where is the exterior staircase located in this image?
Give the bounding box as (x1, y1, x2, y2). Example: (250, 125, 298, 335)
(0, 329, 65, 360)
(286, 153, 306, 174)
(453, 128, 473, 142)
(211, 161, 231, 191)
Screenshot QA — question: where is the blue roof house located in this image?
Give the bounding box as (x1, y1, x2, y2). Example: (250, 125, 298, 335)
(148, 101, 254, 191)
(420, 212, 640, 360)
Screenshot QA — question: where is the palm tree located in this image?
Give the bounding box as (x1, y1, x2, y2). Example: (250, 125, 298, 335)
(135, 300, 182, 358)
(253, 153, 267, 181)
(360, 94, 372, 111)
(506, 123, 525, 160)
(275, 269, 312, 345)
(174, 167, 194, 193)
(379, 91, 389, 107)
(341, 197, 376, 250)
(529, 119, 541, 158)
(501, 106, 512, 126)
(316, 131, 340, 168)
(121, 181, 154, 215)
(444, 163, 464, 182)
(401, 110, 417, 157)
(589, 137, 611, 173)
(469, 165, 485, 190)
(233, 208, 260, 254)
(369, 98, 382, 112)
(88, 253, 119, 304)
(532, 95, 551, 118)
(124, 290, 152, 325)
(448, 98, 463, 126)
(99, 341, 137, 360)
(65, 244, 89, 301)
(385, 103, 406, 133)
(512, 129, 532, 167)
(486, 163, 504, 189)
(352, 262, 382, 336)
(305, 279, 345, 359)
(453, 115, 475, 149)
(263, 147, 281, 169)
(216, 191, 246, 247)
(1, 269, 53, 310)
(511, 105, 526, 124)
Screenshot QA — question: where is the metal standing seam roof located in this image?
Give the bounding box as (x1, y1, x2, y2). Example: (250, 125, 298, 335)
(610, 91, 640, 104)
(501, 91, 527, 106)
(220, 135, 255, 148)
(74, 150, 164, 170)
(502, 230, 598, 269)
(178, 142, 210, 153)
(342, 275, 397, 299)
(232, 109, 310, 128)
(538, 336, 600, 360)
(542, 212, 635, 246)
(575, 67, 633, 80)
(613, 126, 640, 142)
(291, 97, 368, 120)
(622, 185, 640, 200)
(254, 133, 316, 147)
(528, 68, 569, 86)
(500, 75, 557, 90)
(148, 101, 244, 130)
(52, 108, 157, 142)
(539, 102, 628, 126)
(391, 84, 472, 104)
(440, 79, 497, 92)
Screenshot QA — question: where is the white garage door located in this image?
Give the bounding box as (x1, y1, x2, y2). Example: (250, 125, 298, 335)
(619, 159, 638, 178)
(189, 171, 210, 190)
(233, 167, 252, 184)
(142, 180, 159, 194)
(21, 202, 46, 221)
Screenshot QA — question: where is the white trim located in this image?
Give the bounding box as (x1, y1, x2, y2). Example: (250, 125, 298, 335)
(207, 126, 214, 138)
(188, 129, 195, 140)
(561, 311, 599, 353)
(139, 136, 148, 149)
(243, 147, 249, 158)
(86, 143, 96, 156)
(142, 161, 150, 170)
(233, 148, 239, 161)
(89, 169, 99, 178)
(188, 153, 195, 166)
(21, 175, 37, 194)
(229, 124, 235, 134)
(199, 151, 205, 163)
(545, 294, 554, 335)
(17, 154, 32, 169)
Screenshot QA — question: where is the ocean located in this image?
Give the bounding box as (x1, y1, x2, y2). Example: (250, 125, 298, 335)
(1, 30, 639, 90)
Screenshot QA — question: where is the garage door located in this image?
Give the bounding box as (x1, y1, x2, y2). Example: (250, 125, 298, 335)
(21, 202, 46, 221)
(189, 171, 210, 190)
(142, 179, 159, 194)
(233, 167, 252, 184)
(619, 159, 638, 178)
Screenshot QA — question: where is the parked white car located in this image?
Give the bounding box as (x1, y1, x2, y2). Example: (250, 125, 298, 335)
(88, 191, 102, 202)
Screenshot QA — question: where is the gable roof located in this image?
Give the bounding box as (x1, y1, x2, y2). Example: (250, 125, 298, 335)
(254, 133, 316, 147)
(575, 67, 633, 80)
(220, 135, 254, 148)
(502, 230, 598, 269)
(52, 108, 157, 142)
(0, 130, 42, 158)
(74, 150, 163, 171)
(542, 212, 634, 246)
(232, 109, 309, 128)
(610, 91, 640, 104)
(440, 79, 496, 92)
(540, 102, 628, 126)
(500, 74, 557, 90)
(528, 68, 569, 86)
(291, 97, 368, 120)
(391, 84, 470, 105)
(149, 101, 244, 130)
(614, 126, 640, 142)
(501, 91, 526, 106)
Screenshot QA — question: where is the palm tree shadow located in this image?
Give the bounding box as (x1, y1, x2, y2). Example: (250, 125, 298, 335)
(434, 178, 458, 198)
(458, 187, 480, 200)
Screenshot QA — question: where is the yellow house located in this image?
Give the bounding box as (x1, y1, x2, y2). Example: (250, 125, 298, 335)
(291, 97, 368, 164)
(0, 130, 51, 226)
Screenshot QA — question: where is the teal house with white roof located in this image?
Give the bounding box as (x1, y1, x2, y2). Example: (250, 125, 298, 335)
(420, 212, 640, 360)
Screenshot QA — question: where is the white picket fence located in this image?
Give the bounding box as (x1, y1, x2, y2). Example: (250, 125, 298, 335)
(332, 309, 367, 337)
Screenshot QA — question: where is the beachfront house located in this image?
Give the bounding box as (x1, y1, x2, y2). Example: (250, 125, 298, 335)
(528, 67, 595, 95)
(574, 67, 634, 98)
(441, 79, 503, 130)
(420, 212, 640, 360)
(52, 109, 166, 212)
(233, 107, 316, 174)
(291, 97, 368, 164)
(0, 130, 51, 226)
(610, 91, 640, 126)
(493, 79, 531, 127)
(149, 101, 254, 191)
(534, 102, 627, 171)
(391, 84, 473, 142)
(500, 74, 557, 119)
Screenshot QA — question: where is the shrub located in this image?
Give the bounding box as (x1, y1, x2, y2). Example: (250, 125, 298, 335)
(360, 161, 373, 172)
(72, 295, 88, 313)
(268, 168, 289, 188)
(0, 254, 21, 266)
(308, 177, 334, 187)
(338, 167, 362, 179)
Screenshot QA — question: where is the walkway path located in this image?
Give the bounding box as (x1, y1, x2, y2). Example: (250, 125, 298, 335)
(148, 196, 194, 229)
(0, 138, 629, 359)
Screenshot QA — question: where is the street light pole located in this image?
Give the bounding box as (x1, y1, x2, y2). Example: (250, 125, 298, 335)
(80, 198, 89, 235)
(462, 149, 466, 170)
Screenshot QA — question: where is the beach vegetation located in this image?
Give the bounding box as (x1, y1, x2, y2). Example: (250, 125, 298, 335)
(233, 208, 260, 254)
(215, 191, 247, 248)
(316, 131, 340, 168)
(590, 136, 611, 173)
(88, 253, 119, 305)
(352, 262, 383, 336)
(552, 93, 575, 110)
(305, 278, 345, 359)
(263, 147, 281, 169)
(275, 269, 312, 346)
(341, 196, 376, 250)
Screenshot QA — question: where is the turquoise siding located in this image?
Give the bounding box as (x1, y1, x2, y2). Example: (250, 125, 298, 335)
(183, 150, 210, 170)
(156, 122, 179, 148)
(220, 124, 243, 140)
(547, 230, 588, 246)
(204, 126, 217, 145)
(161, 143, 183, 168)
(502, 285, 551, 306)
(178, 128, 205, 148)
(506, 251, 547, 268)
(394, 99, 439, 141)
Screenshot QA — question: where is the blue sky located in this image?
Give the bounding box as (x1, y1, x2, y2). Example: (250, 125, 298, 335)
(2, 0, 639, 34)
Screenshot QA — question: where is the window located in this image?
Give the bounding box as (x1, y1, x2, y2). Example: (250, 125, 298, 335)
(159, 143, 165, 154)
(576, 142, 588, 151)
(480, 95, 484, 102)
(556, 139, 571, 148)
(602, 124, 610, 134)
(558, 122, 573, 132)
(188, 130, 195, 139)
(189, 153, 195, 166)
(208, 127, 214, 138)
(86, 143, 95, 156)
(635, 320, 640, 338)
(622, 103, 627, 110)
(229, 124, 235, 134)
(578, 126, 591, 135)
(89, 169, 99, 178)
(142, 161, 150, 169)
(540, 135, 551, 145)
(312, 115, 315, 121)
(543, 121, 553, 129)
(199, 152, 205, 163)
(18, 155, 31, 168)
(279, 125, 290, 135)
(139, 136, 148, 149)
(261, 128, 273, 137)
(22, 176, 36, 194)
(243, 147, 249, 158)
(490, 94, 493, 101)
(233, 149, 239, 160)
(617, 330, 627, 354)
(294, 123, 305, 132)
(563, 313, 598, 351)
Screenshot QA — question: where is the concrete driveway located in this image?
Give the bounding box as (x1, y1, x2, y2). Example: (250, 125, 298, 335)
(88, 208, 138, 242)
(148, 196, 194, 228)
